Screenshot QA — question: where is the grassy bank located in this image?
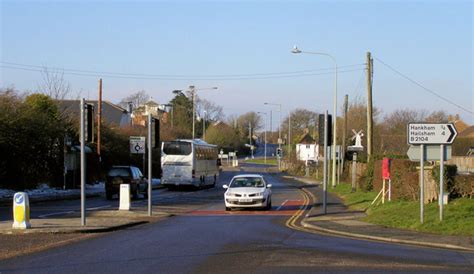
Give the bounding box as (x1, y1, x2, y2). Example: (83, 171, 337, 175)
(329, 183, 474, 236)
(244, 158, 278, 165)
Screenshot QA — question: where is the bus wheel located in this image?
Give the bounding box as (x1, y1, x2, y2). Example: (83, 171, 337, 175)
(211, 175, 217, 187)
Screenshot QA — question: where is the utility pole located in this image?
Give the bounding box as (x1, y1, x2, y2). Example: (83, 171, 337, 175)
(288, 111, 291, 160)
(342, 95, 348, 172)
(97, 79, 102, 163)
(191, 85, 196, 139)
(366, 52, 374, 160)
(249, 121, 253, 158)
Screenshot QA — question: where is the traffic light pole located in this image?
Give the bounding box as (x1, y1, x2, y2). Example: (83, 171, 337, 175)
(323, 110, 328, 215)
(148, 113, 152, 216)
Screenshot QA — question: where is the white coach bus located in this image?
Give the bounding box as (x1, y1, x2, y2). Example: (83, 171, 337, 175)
(161, 139, 220, 188)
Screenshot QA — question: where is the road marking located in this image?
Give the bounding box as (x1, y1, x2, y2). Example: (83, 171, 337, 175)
(185, 200, 304, 216)
(38, 211, 75, 218)
(87, 205, 111, 211)
(276, 200, 288, 211)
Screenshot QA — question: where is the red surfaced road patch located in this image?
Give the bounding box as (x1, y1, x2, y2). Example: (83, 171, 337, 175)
(186, 200, 305, 216)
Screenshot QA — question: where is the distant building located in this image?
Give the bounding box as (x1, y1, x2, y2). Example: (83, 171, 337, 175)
(132, 100, 169, 126)
(295, 133, 319, 163)
(57, 100, 131, 127)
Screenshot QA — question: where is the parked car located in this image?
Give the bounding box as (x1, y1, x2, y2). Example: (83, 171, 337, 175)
(223, 174, 272, 211)
(105, 166, 148, 200)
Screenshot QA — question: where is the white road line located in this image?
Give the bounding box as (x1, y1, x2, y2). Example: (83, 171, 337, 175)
(87, 205, 111, 211)
(276, 200, 288, 211)
(38, 211, 75, 218)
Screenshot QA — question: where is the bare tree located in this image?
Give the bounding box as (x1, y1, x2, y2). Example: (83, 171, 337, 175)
(196, 98, 224, 121)
(38, 67, 73, 100)
(118, 90, 150, 110)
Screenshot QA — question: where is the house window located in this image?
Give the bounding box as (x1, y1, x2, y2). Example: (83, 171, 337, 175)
(306, 145, 310, 149)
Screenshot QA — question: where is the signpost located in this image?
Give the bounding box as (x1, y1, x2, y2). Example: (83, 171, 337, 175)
(408, 123, 457, 145)
(406, 123, 457, 223)
(130, 136, 146, 154)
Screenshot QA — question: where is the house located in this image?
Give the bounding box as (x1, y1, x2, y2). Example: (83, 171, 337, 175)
(296, 133, 319, 163)
(132, 100, 169, 126)
(57, 100, 131, 127)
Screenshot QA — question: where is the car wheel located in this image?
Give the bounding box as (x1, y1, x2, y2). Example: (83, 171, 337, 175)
(225, 207, 231, 211)
(266, 199, 272, 210)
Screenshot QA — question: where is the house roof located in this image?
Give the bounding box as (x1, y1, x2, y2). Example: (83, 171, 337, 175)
(56, 100, 128, 126)
(297, 133, 316, 144)
(459, 126, 474, 137)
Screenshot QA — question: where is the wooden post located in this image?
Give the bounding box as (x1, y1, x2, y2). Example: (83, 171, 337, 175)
(366, 52, 373, 160)
(97, 78, 102, 162)
(342, 95, 348, 172)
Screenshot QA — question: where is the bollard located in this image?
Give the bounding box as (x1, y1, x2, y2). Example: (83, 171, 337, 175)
(119, 184, 131, 210)
(12, 192, 31, 229)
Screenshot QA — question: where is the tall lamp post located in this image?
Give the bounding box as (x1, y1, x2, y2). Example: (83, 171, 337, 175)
(190, 85, 218, 139)
(264, 102, 282, 170)
(292, 45, 338, 187)
(257, 112, 267, 164)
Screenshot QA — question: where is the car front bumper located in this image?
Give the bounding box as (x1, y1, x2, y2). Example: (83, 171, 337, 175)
(225, 197, 267, 208)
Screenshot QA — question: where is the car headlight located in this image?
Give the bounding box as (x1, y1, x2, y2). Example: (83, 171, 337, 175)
(256, 192, 265, 196)
(225, 192, 233, 197)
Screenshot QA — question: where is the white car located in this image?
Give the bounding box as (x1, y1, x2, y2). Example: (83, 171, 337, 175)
(223, 174, 272, 211)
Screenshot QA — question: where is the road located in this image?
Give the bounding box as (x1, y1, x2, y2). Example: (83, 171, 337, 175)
(1, 163, 473, 273)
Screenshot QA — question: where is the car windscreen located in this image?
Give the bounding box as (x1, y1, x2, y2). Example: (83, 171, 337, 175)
(229, 177, 265, 188)
(163, 141, 192, 155)
(107, 168, 131, 177)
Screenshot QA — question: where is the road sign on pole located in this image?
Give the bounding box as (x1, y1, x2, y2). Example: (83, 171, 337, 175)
(130, 136, 146, 154)
(407, 145, 452, 161)
(407, 123, 457, 145)
(407, 122, 457, 224)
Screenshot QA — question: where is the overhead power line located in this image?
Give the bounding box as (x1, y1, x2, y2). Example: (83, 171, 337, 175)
(0, 61, 365, 78)
(0, 63, 364, 81)
(374, 57, 473, 115)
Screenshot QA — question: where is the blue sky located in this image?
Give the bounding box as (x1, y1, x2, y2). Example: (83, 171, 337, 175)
(1, 0, 472, 125)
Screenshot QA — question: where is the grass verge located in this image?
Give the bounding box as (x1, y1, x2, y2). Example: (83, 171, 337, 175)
(329, 183, 474, 236)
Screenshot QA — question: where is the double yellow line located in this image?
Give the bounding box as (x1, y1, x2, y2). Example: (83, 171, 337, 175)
(285, 188, 315, 232)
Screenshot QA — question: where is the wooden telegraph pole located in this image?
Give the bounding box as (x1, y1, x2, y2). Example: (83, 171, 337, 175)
(366, 52, 373, 159)
(342, 94, 348, 172)
(97, 78, 102, 162)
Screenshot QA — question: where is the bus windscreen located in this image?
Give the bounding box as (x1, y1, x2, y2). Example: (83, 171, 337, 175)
(163, 142, 192, 155)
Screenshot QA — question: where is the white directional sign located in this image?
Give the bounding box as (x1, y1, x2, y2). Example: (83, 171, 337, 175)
(407, 123, 457, 145)
(407, 145, 452, 161)
(130, 136, 146, 154)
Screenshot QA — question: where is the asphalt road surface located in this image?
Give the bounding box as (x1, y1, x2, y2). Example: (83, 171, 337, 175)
(1, 164, 473, 273)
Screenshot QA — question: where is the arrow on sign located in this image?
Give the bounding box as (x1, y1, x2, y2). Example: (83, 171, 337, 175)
(447, 124, 456, 143)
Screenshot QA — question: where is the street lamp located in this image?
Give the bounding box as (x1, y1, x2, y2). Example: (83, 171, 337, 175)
(292, 45, 338, 188)
(257, 112, 267, 164)
(264, 102, 282, 170)
(189, 85, 218, 139)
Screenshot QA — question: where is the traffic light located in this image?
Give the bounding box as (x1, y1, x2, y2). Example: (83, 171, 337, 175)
(151, 118, 160, 149)
(318, 114, 332, 146)
(84, 103, 94, 143)
(276, 148, 282, 158)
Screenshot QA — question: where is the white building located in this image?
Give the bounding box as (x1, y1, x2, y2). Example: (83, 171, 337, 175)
(296, 133, 319, 163)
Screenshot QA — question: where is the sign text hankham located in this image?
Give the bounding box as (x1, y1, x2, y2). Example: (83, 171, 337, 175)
(407, 123, 457, 145)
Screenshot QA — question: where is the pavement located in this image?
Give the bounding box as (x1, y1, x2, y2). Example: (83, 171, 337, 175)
(283, 175, 474, 252)
(0, 209, 170, 234)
